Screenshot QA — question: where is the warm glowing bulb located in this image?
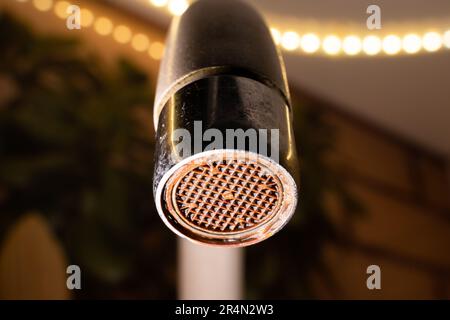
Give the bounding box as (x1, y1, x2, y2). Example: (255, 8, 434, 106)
(382, 35, 401, 55)
(322, 35, 341, 55)
(113, 25, 132, 44)
(150, 0, 168, 7)
(33, 0, 53, 11)
(281, 31, 300, 51)
(362, 35, 381, 55)
(422, 32, 442, 52)
(132, 34, 150, 52)
(301, 33, 320, 53)
(54, 1, 70, 19)
(168, 0, 189, 16)
(149, 42, 165, 60)
(94, 17, 113, 36)
(270, 28, 281, 45)
(402, 34, 422, 54)
(80, 9, 94, 27)
(342, 35, 362, 55)
(444, 30, 450, 49)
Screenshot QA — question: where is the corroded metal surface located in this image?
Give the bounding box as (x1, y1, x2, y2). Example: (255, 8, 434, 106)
(167, 159, 282, 234)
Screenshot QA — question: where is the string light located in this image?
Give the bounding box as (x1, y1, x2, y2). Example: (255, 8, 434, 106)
(144, 0, 450, 57)
(444, 30, 450, 48)
(270, 28, 281, 45)
(113, 25, 132, 44)
(422, 32, 443, 52)
(150, 0, 168, 7)
(80, 9, 94, 28)
(322, 35, 341, 55)
(149, 41, 165, 60)
(168, 0, 188, 16)
(132, 33, 150, 52)
(382, 35, 402, 55)
(33, 0, 53, 12)
(362, 35, 382, 55)
(94, 17, 113, 36)
(281, 31, 300, 51)
(54, 1, 70, 19)
(300, 33, 320, 53)
(16, 0, 450, 58)
(343, 35, 362, 55)
(402, 34, 422, 54)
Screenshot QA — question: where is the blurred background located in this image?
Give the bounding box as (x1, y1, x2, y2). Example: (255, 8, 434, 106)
(0, 0, 449, 299)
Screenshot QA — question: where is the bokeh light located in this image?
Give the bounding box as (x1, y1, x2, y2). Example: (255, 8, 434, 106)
(94, 17, 113, 36)
(54, 1, 70, 19)
(301, 33, 321, 53)
(342, 35, 362, 55)
(281, 31, 300, 51)
(113, 25, 132, 44)
(323, 35, 341, 55)
(444, 30, 450, 49)
(168, 0, 189, 16)
(362, 35, 382, 56)
(270, 28, 281, 45)
(402, 34, 422, 54)
(80, 9, 94, 28)
(149, 42, 165, 60)
(382, 35, 402, 55)
(150, 0, 168, 7)
(33, 0, 53, 12)
(132, 34, 150, 52)
(422, 32, 442, 52)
